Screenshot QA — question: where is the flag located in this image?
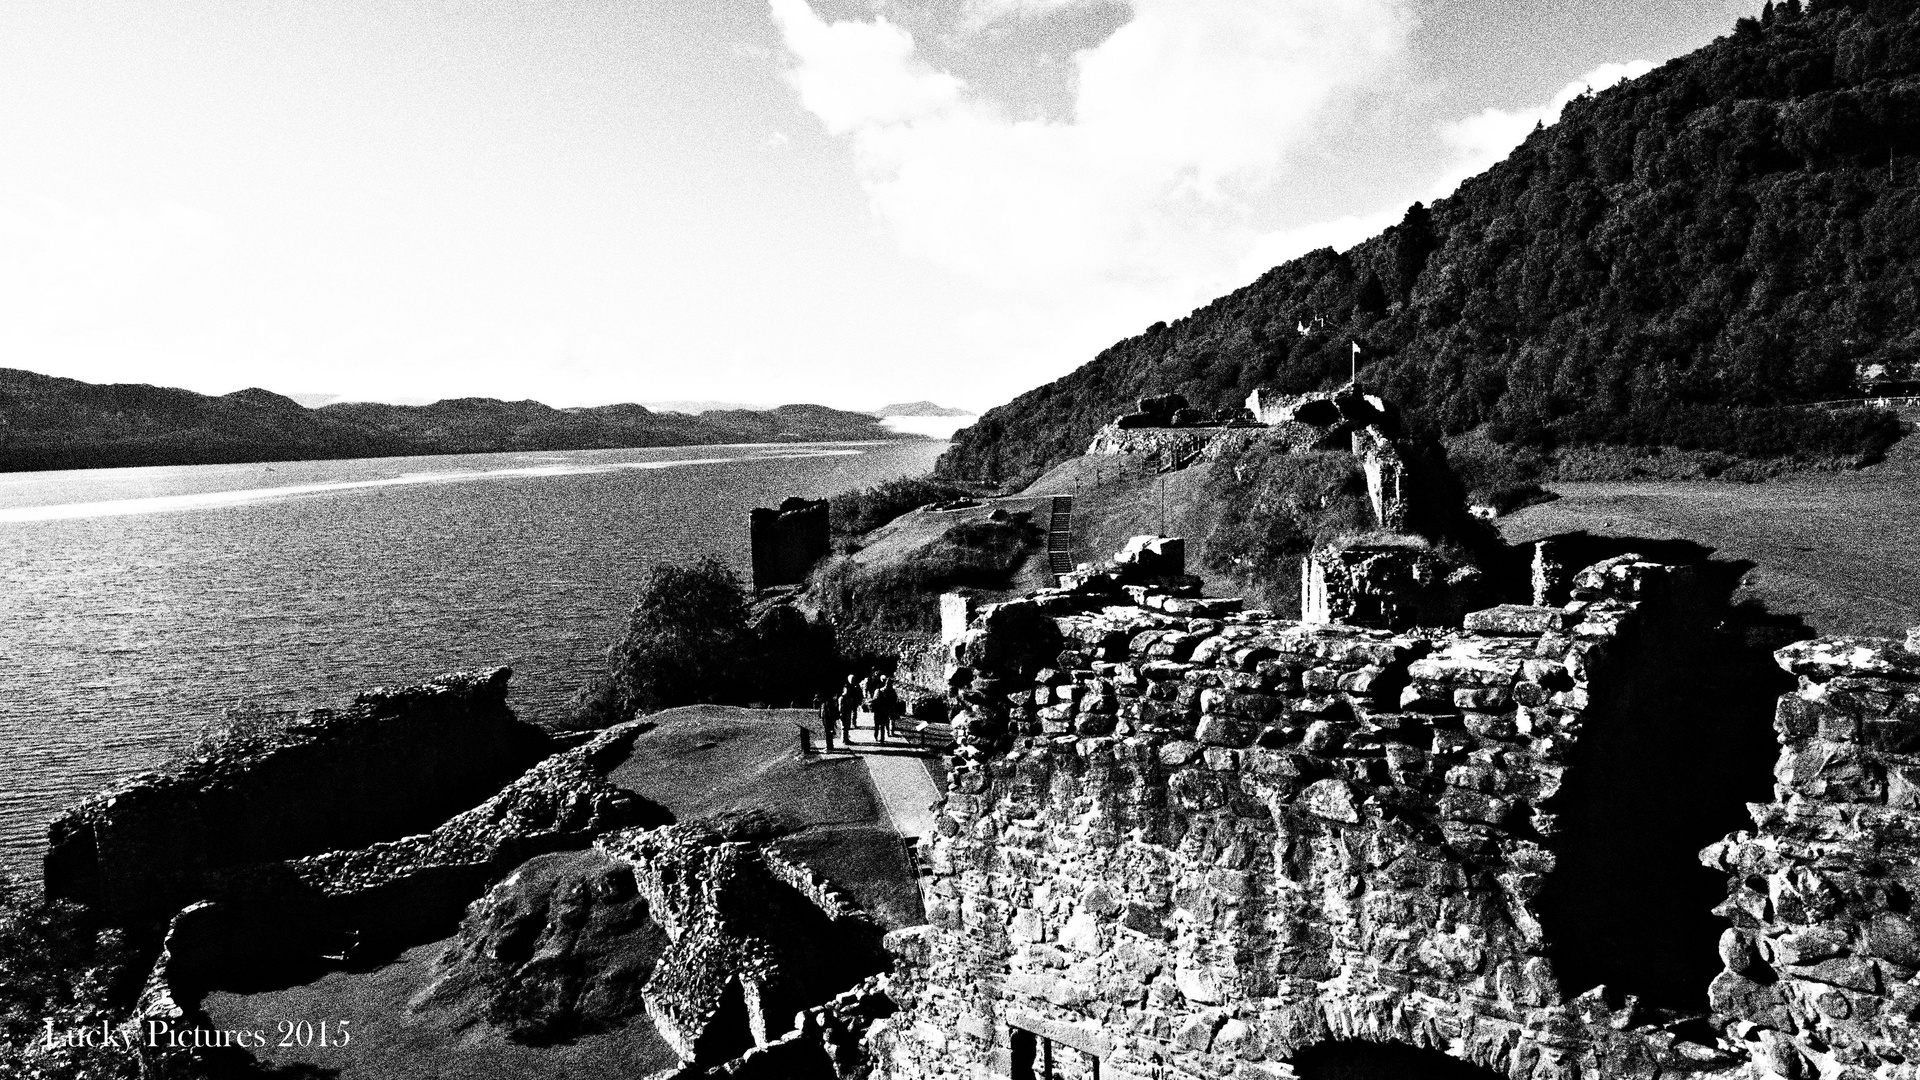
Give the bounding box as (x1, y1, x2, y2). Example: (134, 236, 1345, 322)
(1352, 342, 1361, 359)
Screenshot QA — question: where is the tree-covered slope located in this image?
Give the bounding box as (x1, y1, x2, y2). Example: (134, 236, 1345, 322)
(940, 0, 1919, 483)
(0, 369, 901, 472)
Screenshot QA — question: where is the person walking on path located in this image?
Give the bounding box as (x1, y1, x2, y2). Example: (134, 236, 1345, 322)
(815, 692, 838, 753)
(838, 676, 861, 744)
(872, 675, 900, 745)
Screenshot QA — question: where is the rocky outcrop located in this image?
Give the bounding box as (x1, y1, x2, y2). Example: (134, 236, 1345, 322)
(879, 556, 1745, 1079)
(1702, 633, 1920, 1079)
(412, 848, 668, 1044)
(45, 667, 554, 923)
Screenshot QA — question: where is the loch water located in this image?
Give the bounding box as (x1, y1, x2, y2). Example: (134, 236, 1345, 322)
(0, 440, 948, 881)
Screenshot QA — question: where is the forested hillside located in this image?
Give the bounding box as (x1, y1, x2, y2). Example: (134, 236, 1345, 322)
(0, 369, 899, 472)
(940, 0, 1919, 483)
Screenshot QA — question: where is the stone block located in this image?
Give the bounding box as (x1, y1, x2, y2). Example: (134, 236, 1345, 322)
(1454, 686, 1511, 710)
(1158, 740, 1201, 766)
(1778, 637, 1920, 682)
(1195, 715, 1254, 748)
(1464, 605, 1572, 635)
(1203, 748, 1240, 772)
(1299, 778, 1361, 823)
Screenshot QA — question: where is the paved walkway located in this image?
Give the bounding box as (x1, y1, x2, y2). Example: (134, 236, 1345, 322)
(856, 747, 942, 841)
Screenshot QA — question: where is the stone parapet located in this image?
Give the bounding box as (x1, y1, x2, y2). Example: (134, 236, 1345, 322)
(1701, 629, 1920, 1079)
(882, 557, 1736, 1079)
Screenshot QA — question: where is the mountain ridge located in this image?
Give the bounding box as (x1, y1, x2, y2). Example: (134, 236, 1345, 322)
(0, 368, 905, 473)
(938, 0, 1917, 483)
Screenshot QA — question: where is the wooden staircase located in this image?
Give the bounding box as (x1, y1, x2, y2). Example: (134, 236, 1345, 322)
(1046, 495, 1076, 582)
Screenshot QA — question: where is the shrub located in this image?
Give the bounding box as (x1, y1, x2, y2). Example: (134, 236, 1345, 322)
(1444, 433, 1556, 514)
(572, 556, 755, 726)
(829, 476, 978, 537)
(0, 875, 143, 1080)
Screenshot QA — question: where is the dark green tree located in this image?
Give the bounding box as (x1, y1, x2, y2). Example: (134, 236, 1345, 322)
(574, 556, 754, 725)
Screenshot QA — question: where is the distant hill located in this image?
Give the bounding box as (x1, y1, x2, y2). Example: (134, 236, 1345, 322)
(872, 402, 972, 418)
(639, 400, 769, 414)
(0, 369, 903, 473)
(940, 0, 1916, 483)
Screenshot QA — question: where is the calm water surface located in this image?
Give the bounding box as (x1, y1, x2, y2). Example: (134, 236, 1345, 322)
(0, 440, 946, 880)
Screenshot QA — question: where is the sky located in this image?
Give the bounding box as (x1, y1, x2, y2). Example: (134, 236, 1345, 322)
(0, 0, 1762, 413)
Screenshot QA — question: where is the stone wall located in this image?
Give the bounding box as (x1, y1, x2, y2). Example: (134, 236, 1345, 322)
(1083, 424, 1269, 470)
(597, 822, 892, 1067)
(752, 496, 832, 591)
(874, 557, 1744, 1079)
(1702, 632, 1920, 1079)
(44, 667, 554, 923)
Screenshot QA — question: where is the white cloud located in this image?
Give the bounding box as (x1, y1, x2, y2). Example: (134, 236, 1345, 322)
(770, 0, 1418, 293)
(1433, 59, 1654, 198)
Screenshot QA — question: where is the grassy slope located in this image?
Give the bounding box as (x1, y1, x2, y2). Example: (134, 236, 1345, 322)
(846, 500, 1056, 600)
(605, 706, 924, 929)
(1501, 421, 1920, 639)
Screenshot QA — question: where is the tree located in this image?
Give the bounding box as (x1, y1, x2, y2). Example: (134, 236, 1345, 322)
(574, 556, 754, 725)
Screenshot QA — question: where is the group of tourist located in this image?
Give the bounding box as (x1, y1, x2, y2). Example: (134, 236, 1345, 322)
(812, 671, 905, 751)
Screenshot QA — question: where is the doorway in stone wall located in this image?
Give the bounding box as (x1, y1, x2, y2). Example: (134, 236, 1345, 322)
(1010, 1027, 1102, 1080)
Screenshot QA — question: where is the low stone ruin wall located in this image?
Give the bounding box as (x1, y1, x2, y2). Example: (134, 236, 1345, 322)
(874, 555, 1746, 1079)
(1083, 424, 1270, 469)
(131, 717, 670, 1077)
(596, 822, 892, 1069)
(1703, 632, 1920, 1079)
(45, 667, 555, 923)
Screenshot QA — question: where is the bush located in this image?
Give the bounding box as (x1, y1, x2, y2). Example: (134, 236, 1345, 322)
(829, 476, 978, 537)
(0, 875, 143, 1080)
(572, 557, 755, 726)
(810, 518, 1039, 633)
(1444, 433, 1556, 514)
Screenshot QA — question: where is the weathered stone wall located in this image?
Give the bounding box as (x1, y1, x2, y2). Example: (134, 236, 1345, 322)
(752, 496, 832, 590)
(875, 557, 1741, 1079)
(44, 667, 554, 923)
(1703, 632, 1920, 1079)
(597, 822, 891, 1067)
(1083, 424, 1271, 469)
